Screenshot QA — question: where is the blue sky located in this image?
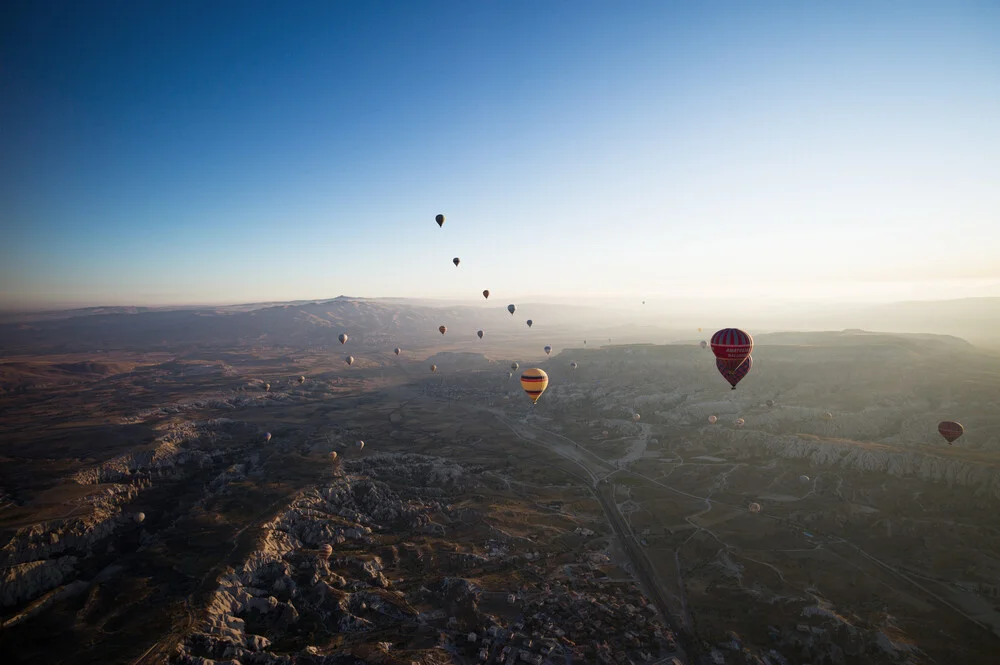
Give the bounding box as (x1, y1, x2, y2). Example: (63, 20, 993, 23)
(2, 1, 999, 307)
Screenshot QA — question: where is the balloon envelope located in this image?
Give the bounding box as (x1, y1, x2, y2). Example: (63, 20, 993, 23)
(766, 399, 774, 407)
(439, 325, 447, 335)
(394, 347, 401, 355)
(799, 475, 810, 483)
(938, 420, 964, 444)
(570, 362, 578, 369)
(320, 544, 333, 557)
(717, 356, 752, 390)
(483, 290, 490, 299)
(520, 368, 549, 404)
(298, 376, 305, 383)
(338, 333, 348, 344)
(508, 304, 516, 315)
(544, 345, 552, 355)
(711, 328, 753, 363)
(453, 257, 460, 267)
(346, 356, 354, 366)
(526, 320, 533, 327)
(264, 432, 272, 441)
(356, 440, 364, 450)
(748, 502, 761, 513)
(632, 413, 640, 421)
(477, 330, 484, 339)
(430, 364, 437, 372)
(700, 341, 708, 349)
(708, 415, 718, 424)
(436, 214, 445, 227)
(511, 362, 519, 371)
(735, 418, 745, 427)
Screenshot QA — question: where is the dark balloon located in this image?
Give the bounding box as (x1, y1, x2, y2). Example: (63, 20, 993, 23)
(938, 421, 964, 444)
(711, 328, 753, 363)
(717, 356, 752, 390)
(436, 214, 445, 227)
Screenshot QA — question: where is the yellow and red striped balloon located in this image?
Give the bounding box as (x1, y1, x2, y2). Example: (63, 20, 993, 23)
(520, 368, 549, 404)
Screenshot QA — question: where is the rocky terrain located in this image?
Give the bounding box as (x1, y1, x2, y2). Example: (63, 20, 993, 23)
(2, 301, 1000, 664)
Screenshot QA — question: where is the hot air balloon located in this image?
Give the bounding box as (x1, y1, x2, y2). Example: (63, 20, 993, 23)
(346, 356, 354, 366)
(717, 356, 752, 390)
(453, 257, 460, 267)
(507, 372, 513, 379)
(510, 362, 519, 371)
(642, 300, 645, 304)
(477, 330, 484, 339)
(698, 328, 702, 332)
(711, 328, 753, 363)
(520, 368, 549, 404)
(264, 432, 272, 442)
(766, 399, 774, 407)
(735, 418, 745, 427)
(699, 340, 708, 349)
(632, 413, 640, 422)
(134, 512, 145, 524)
(320, 544, 333, 558)
(584, 340, 587, 345)
(508, 304, 516, 315)
(799, 475, 810, 483)
(526, 320, 533, 328)
(439, 325, 447, 335)
(544, 345, 552, 356)
(938, 421, 964, 444)
(356, 440, 365, 450)
(298, 375, 306, 384)
(570, 362, 578, 369)
(394, 347, 401, 355)
(708, 415, 718, 424)
(602, 430, 609, 437)
(483, 290, 490, 299)
(264, 383, 270, 392)
(330, 451, 338, 461)
(430, 364, 437, 373)
(436, 214, 445, 227)
(821, 412, 833, 421)
(748, 502, 761, 514)
(338, 333, 348, 345)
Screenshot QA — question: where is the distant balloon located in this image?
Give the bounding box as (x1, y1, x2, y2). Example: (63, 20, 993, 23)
(264, 383, 270, 392)
(632, 413, 640, 422)
(394, 347, 401, 355)
(708, 415, 718, 424)
(821, 412, 833, 421)
(642, 300, 645, 304)
(698, 327, 703, 333)
(711, 328, 753, 363)
(735, 418, 745, 427)
(700, 340, 708, 349)
(507, 372, 513, 379)
(330, 451, 338, 461)
(544, 345, 552, 356)
(439, 325, 447, 335)
(264, 432, 272, 442)
(507, 304, 517, 315)
(338, 333, 348, 345)
(570, 362, 578, 369)
(520, 368, 549, 404)
(602, 430, 609, 437)
(938, 420, 964, 444)
(717, 356, 753, 390)
(748, 502, 761, 514)
(766, 399, 775, 407)
(320, 543, 333, 558)
(483, 290, 490, 299)
(430, 364, 437, 373)
(583, 340, 587, 345)
(356, 440, 364, 450)
(799, 474, 810, 484)
(436, 214, 445, 227)
(526, 319, 533, 328)
(298, 375, 306, 384)
(134, 512, 145, 524)
(477, 330, 484, 339)
(453, 257, 460, 267)
(346, 356, 354, 366)
(510, 362, 519, 371)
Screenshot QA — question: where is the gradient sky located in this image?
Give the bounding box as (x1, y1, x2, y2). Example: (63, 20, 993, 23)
(2, 1, 999, 308)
